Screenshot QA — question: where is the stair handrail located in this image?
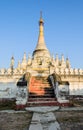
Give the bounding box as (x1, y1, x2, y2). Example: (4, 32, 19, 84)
(24, 72, 32, 101)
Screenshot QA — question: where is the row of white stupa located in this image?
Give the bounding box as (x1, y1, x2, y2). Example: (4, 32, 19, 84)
(0, 52, 82, 75)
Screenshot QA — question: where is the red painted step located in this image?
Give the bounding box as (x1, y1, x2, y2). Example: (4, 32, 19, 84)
(27, 101, 59, 107)
(28, 76, 57, 106)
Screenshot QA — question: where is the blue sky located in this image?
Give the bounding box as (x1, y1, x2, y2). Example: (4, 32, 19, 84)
(0, 0, 83, 69)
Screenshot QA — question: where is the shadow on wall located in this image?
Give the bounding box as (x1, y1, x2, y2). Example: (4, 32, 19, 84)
(17, 72, 31, 86)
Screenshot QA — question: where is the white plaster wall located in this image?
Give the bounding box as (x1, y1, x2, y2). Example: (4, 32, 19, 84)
(0, 82, 17, 98)
(69, 82, 83, 95)
(58, 85, 69, 92)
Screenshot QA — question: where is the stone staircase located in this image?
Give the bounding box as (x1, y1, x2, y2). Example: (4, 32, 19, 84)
(27, 76, 59, 106)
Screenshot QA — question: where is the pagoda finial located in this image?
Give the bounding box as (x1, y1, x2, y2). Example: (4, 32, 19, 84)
(40, 11, 42, 19)
(34, 12, 47, 51)
(39, 11, 44, 25)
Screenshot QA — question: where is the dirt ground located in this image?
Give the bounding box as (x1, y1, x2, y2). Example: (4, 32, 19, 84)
(0, 110, 83, 130)
(54, 110, 83, 130)
(0, 111, 33, 130)
(0, 101, 83, 130)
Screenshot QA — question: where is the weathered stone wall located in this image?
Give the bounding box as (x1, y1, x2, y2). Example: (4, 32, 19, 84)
(0, 82, 17, 98)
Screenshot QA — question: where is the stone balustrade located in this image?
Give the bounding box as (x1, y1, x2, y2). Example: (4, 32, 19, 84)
(54, 68, 83, 75)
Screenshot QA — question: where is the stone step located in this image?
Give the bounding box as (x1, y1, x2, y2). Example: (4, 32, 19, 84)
(31, 84, 50, 88)
(29, 85, 52, 87)
(29, 87, 53, 90)
(30, 85, 50, 87)
(30, 78, 49, 84)
(30, 80, 49, 83)
(29, 89, 54, 92)
(29, 94, 55, 98)
(29, 92, 54, 96)
(30, 83, 50, 86)
(31, 79, 48, 81)
(29, 87, 53, 92)
(27, 101, 59, 107)
(28, 100, 57, 104)
(29, 93, 54, 97)
(27, 101, 70, 107)
(34, 77, 47, 79)
(28, 97, 56, 102)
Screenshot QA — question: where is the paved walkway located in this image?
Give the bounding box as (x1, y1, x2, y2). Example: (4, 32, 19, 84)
(29, 112, 60, 130)
(26, 107, 61, 130)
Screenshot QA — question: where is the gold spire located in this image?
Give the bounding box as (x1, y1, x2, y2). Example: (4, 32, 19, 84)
(33, 13, 51, 59)
(35, 12, 48, 51)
